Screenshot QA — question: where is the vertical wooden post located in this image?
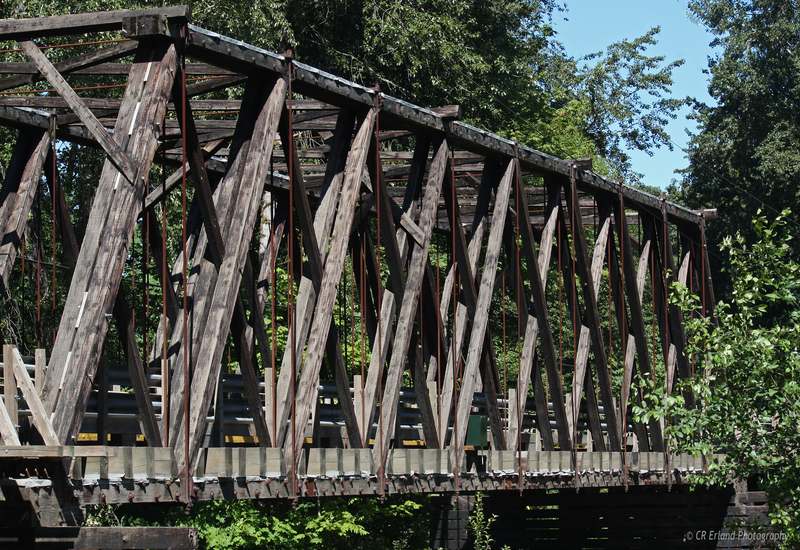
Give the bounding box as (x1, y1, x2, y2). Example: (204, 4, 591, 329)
(3, 344, 17, 431)
(34, 349, 46, 392)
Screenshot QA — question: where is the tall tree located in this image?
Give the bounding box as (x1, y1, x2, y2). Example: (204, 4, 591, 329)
(680, 0, 800, 294)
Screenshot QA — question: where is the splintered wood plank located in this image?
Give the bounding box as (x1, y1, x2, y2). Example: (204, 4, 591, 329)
(514, 167, 571, 450)
(172, 77, 286, 468)
(283, 109, 376, 467)
(19, 41, 137, 183)
(0, 128, 51, 291)
(42, 41, 177, 443)
(10, 347, 58, 445)
(373, 138, 448, 470)
(449, 160, 513, 463)
(563, 175, 620, 450)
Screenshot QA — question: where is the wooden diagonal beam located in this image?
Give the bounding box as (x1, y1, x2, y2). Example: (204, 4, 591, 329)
(163, 80, 278, 449)
(514, 166, 571, 450)
(648, 211, 693, 400)
(0, 40, 137, 93)
(449, 160, 514, 463)
(19, 41, 137, 183)
(367, 132, 439, 448)
(0, 128, 51, 292)
(42, 40, 178, 443)
(437, 159, 505, 450)
(0, 397, 20, 445)
(172, 71, 272, 446)
(175, 77, 286, 468)
(611, 195, 664, 451)
(283, 109, 376, 467)
(565, 216, 612, 443)
(45, 141, 161, 446)
(278, 110, 362, 448)
(563, 173, 620, 450)
(273, 112, 357, 448)
(373, 137, 448, 470)
(10, 347, 58, 445)
(510, 205, 557, 451)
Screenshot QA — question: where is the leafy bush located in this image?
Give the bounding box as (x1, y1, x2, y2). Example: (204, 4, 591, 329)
(88, 496, 429, 550)
(637, 210, 800, 546)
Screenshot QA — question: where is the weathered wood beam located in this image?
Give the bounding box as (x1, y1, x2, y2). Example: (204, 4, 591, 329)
(449, 160, 513, 463)
(172, 77, 286, 468)
(562, 172, 620, 450)
(0, 7, 190, 40)
(283, 109, 375, 468)
(44, 124, 162, 447)
(373, 137, 448, 469)
(10, 346, 58, 445)
(610, 194, 664, 451)
(565, 216, 611, 443)
(509, 204, 556, 451)
(367, 130, 439, 447)
(437, 158, 505, 449)
(18, 41, 138, 183)
(278, 109, 362, 448)
(0, 128, 51, 291)
(648, 211, 692, 398)
(0, 40, 137, 93)
(0, 393, 20, 444)
(2, 344, 18, 443)
(272, 111, 357, 448)
(42, 39, 177, 443)
(514, 164, 571, 450)
(162, 80, 274, 449)
(173, 73, 273, 447)
(112, 292, 162, 445)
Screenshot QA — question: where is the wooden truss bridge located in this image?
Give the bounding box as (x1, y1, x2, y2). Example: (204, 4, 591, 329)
(0, 6, 718, 531)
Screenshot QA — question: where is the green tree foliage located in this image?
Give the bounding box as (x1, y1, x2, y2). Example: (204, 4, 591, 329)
(679, 0, 800, 294)
(646, 211, 800, 544)
(2, 0, 684, 178)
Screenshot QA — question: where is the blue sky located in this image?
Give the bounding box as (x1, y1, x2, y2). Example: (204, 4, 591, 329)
(553, 0, 716, 188)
